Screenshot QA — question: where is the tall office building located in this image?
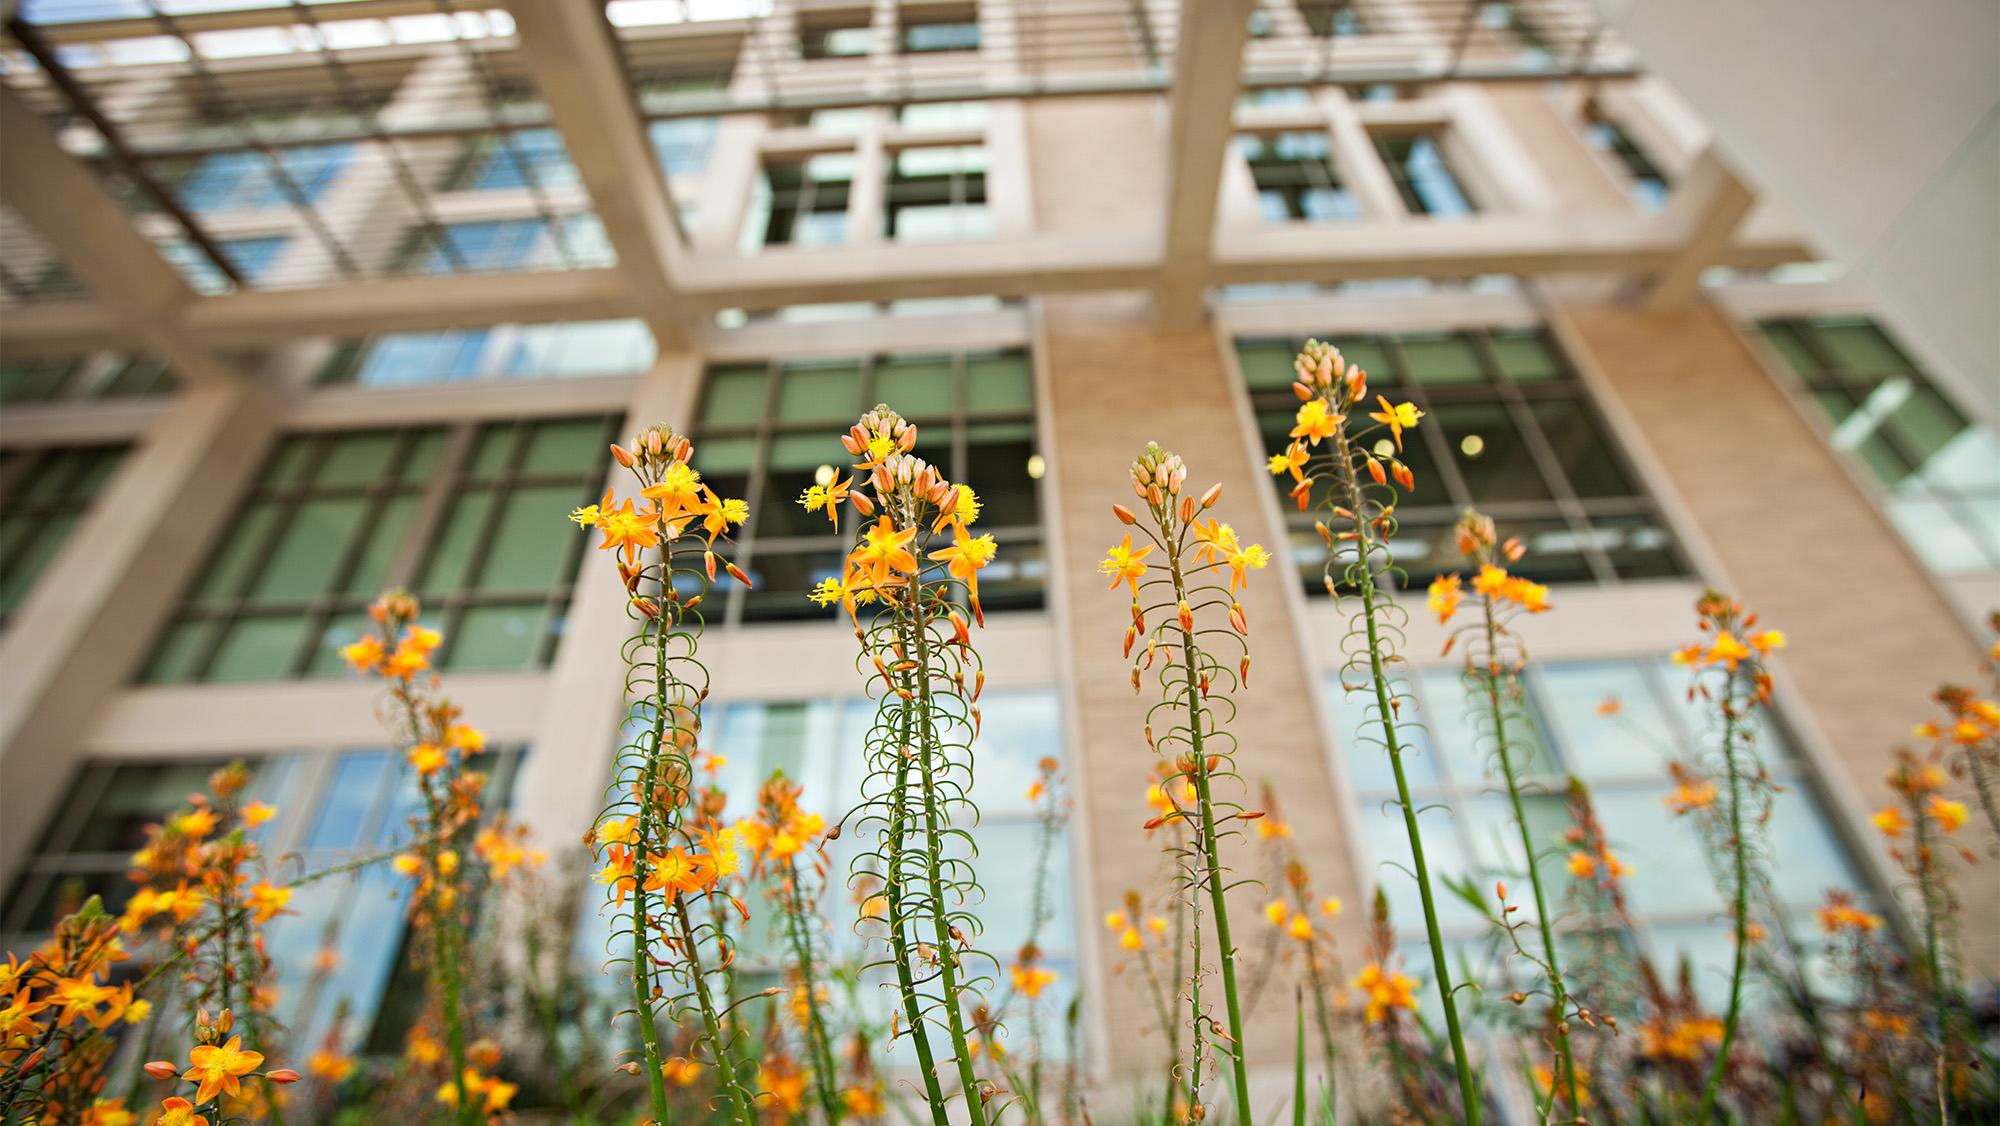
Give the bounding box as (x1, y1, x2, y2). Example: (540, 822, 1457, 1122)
(1, 0, 1992, 1088)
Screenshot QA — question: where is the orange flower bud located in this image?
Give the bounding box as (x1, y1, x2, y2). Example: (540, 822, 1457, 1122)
(1177, 601, 1194, 633)
(726, 563, 752, 588)
(1240, 655, 1251, 685)
(1200, 483, 1222, 508)
(1179, 496, 1197, 524)
(268, 1069, 303, 1084)
(851, 491, 875, 516)
(1113, 504, 1136, 525)
(610, 444, 634, 468)
(145, 1061, 180, 1079)
(1366, 458, 1387, 486)
(1293, 382, 1310, 400)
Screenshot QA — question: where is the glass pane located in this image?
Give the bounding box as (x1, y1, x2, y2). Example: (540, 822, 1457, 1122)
(768, 432, 850, 472)
(467, 426, 517, 479)
(69, 449, 125, 497)
(1238, 342, 1296, 390)
(207, 614, 309, 681)
(1588, 788, 1722, 915)
(1503, 518, 1600, 585)
(1419, 666, 1557, 785)
(1399, 336, 1487, 385)
(1536, 662, 1675, 780)
(1489, 331, 1562, 382)
(1325, 675, 1441, 791)
(316, 432, 399, 486)
(343, 495, 416, 595)
(740, 551, 844, 622)
(776, 361, 863, 423)
(1596, 514, 1683, 579)
(1816, 321, 1909, 375)
(1759, 323, 1823, 376)
(401, 430, 448, 481)
(1330, 337, 1392, 382)
(1764, 786, 1863, 908)
(694, 436, 757, 476)
(965, 353, 1033, 413)
(1436, 402, 1553, 503)
(700, 365, 770, 426)
(1531, 399, 1635, 498)
(963, 426, 1038, 526)
(0, 514, 69, 616)
(420, 490, 493, 593)
(977, 536, 1045, 613)
(304, 751, 391, 852)
(193, 502, 283, 603)
(873, 354, 955, 418)
(306, 611, 372, 678)
(1884, 387, 1969, 470)
(520, 418, 606, 475)
(446, 604, 546, 670)
(261, 438, 315, 486)
(476, 485, 584, 591)
(1356, 805, 1481, 930)
(1884, 495, 1991, 572)
(142, 619, 216, 684)
(249, 497, 369, 602)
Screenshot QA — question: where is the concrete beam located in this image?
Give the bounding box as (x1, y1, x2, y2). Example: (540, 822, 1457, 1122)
(508, 0, 694, 352)
(0, 85, 238, 386)
(1155, 0, 1258, 328)
(1641, 146, 1757, 311)
(180, 267, 635, 343)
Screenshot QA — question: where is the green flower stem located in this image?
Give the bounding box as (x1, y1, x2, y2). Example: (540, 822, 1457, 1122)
(1165, 551, 1253, 1126)
(886, 684, 950, 1124)
(673, 897, 756, 1126)
(1911, 789, 1950, 1112)
(1476, 596, 1577, 1119)
(1695, 674, 1748, 1123)
(908, 576, 991, 1126)
(1288, 887, 1339, 1103)
(1341, 466, 1481, 1126)
(782, 866, 844, 1125)
(630, 598, 674, 1126)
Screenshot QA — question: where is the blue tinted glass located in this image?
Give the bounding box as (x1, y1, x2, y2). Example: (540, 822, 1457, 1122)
(650, 117, 719, 176)
(1406, 137, 1473, 218)
(470, 129, 577, 190)
(357, 330, 492, 386)
(424, 219, 548, 273)
(303, 751, 390, 851)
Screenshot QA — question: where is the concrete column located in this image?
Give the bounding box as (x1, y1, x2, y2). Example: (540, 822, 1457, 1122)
(1038, 293, 1366, 1077)
(0, 380, 283, 884)
(1547, 293, 1997, 976)
(1320, 87, 1407, 223)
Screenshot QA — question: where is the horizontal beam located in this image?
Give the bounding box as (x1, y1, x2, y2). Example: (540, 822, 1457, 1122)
(0, 219, 1817, 351)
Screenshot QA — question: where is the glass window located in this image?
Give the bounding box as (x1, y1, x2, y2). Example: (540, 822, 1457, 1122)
(1584, 111, 1669, 212)
(1328, 657, 1873, 1007)
(446, 129, 580, 192)
(690, 349, 1042, 625)
(399, 216, 615, 275)
(901, 4, 979, 52)
(139, 416, 620, 683)
(152, 143, 353, 213)
(319, 320, 656, 387)
(750, 154, 855, 249)
(1299, 1, 1363, 37)
(649, 117, 720, 177)
(0, 445, 128, 626)
(161, 235, 289, 295)
(1374, 133, 1476, 219)
(885, 145, 990, 243)
(1, 746, 523, 1056)
(1236, 132, 1362, 224)
(1758, 316, 2000, 575)
(578, 690, 1076, 1055)
(1238, 328, 1685, 595)
(799, 9, 874, 58)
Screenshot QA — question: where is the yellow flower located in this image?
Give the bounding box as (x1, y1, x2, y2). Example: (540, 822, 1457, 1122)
(1320, 897, 1342, 917)
(1927, 795, 1968, 834)
(247, 882, 291, 924)
(1705, 633, 1752, 669)
(339, 635, 384, 673)
(1290, 400, 1342, 445)
(1099, 533, 1153, 595)
(1287, 915, 1313, 941)
(393, 853, 424, 877)
(1566, 852, 1598, 879)
(156, 1099, 208, 1126)
(239, 801, 277, 829)
(308, 1050, 355, 1082)
(1428, 573, 1462, 624)
(1366, 396, 1424, 450)
(1119, 927, 1142, 951)
(928, 524, 999, 624)
(1351, 963, 1417, 1024)
(1011, 964, 1057, 998)
(1664, 778, 1717, 814)
(1146, 915, 1169, 935)
(1224, 541, 1270, 592)
(1872, 805, 1908, 837)
(641, 462, 705, 517)
(1264, 900, 1288, 926)
(407, 744, 448, 776)
(1257, 818, 1292, 840)
(183, 1036, 264, 1104)
(844, 1085, 885, 1117)
(1103, 911, 1127, 931)
(1817, 895, 1883, 935)
(850, 517, 920, 586)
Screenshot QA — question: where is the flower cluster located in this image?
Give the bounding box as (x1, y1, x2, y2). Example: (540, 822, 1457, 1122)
(1351, 963, 1418, 1025)
(0, 897, 154, 1125)
(1816, 888, 1884, 935)
(572, 424, 753, 617)
(1877, 752, 1969, 839)
(803, 406, 996, 625)
(141, 1007, 301, 1125)
(1427, 511, 1552, 629)
(1267, 339, 1424, 511)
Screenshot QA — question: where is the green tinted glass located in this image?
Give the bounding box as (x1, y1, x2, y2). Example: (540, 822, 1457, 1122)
(305, 612, 371, 678)
(1817, 321, 1909, 375)
(143, 620, 216, 683)
(700, 366, 770, 426)
(343, 495, 416, 594)
(447, 604, 545, 670)
(1400, 336, 1486, 385)
(194, 502, 283, 603)
(1237, 343, 1295, 390)
(0, 516, 67, 616)
(250, 497, 368, 602)
(69, 449, 124, 497)
(769, 433, 851, 472)
(207, 615, 308, 681)
(401, 430, 448, 481)
(874, 354, 955, 418)
(1329, 337, 1390, 381)
(476, 485, 581, 591)
(776, 361, 862, 422)
(260, 438, 316, 487)
(467, 426, 518, 479)
(965, 353, 1033, 413)
(1759, 323, 1823, 376)
(1489, 331, 1561, 382)
(421, 490, 493, 592)
(520, 418, 605, 475)
(317, 432, 399, 486)
(694, 436, 757, 475)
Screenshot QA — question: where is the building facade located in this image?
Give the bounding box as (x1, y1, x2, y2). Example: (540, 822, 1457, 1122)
(1, 0, 1993, 1090)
